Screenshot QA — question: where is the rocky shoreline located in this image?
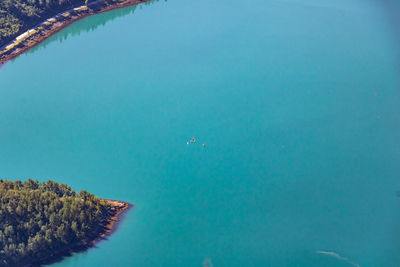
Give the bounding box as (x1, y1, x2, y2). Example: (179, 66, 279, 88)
(0, 0, 150, 66)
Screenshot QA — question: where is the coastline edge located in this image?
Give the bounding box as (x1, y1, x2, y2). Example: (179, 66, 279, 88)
(0, 0, 152, 66)
(28, 199, 132, 267)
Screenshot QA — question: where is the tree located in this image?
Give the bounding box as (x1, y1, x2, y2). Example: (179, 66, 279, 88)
(0, 180, 109, 266)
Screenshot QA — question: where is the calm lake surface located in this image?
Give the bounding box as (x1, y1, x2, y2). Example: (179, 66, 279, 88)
(1, 0, 400, 266)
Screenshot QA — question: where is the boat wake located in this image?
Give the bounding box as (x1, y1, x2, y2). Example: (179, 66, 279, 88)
(316, 250, 360, 267)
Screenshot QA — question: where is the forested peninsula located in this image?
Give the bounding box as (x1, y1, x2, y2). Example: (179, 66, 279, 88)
(0, 0, 154, 65)
(0, 179, 130, 267)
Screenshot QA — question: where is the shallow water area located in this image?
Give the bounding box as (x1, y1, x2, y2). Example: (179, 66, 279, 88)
(1, 0, 400, 266)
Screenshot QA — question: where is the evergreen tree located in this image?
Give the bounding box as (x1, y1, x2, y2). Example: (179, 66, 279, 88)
(0, 179, 110, 266)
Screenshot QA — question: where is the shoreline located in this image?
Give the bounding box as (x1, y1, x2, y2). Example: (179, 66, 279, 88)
(96, 199, 132, 242)
(28, 199, 132, 267)
(0, 0, 150, 66)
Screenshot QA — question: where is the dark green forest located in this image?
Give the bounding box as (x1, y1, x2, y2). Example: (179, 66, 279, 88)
(0, 179, 110, 266)
(0, 0, 99, 47)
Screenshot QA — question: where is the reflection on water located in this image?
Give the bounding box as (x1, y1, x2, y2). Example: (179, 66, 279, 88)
(376, 0, 400, 76)
(28, 0, 162, 54)
(378, 0, 400, 32)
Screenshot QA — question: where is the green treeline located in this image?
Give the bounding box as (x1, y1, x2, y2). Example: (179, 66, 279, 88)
(0, 179, 110, 266)
(0, 0, 97, 47)
(0, 0, 162, 49)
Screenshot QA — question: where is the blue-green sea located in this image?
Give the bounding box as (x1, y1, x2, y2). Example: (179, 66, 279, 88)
(1, 0, 400, 266)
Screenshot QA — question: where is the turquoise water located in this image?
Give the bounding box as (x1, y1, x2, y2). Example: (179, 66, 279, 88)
(1, 0, 400, 266)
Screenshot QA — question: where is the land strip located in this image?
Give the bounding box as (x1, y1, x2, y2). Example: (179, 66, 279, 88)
(0, 0, 150, 66)
(29, 199, 132, 267)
